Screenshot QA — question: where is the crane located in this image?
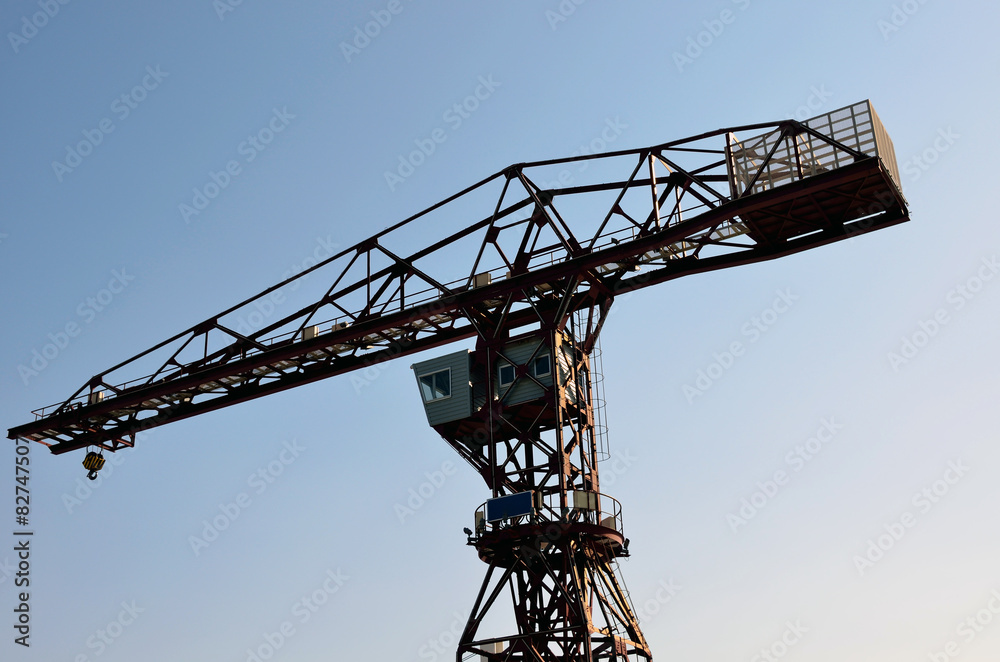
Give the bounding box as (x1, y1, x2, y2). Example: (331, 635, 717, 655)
(9, 100, 908, 661)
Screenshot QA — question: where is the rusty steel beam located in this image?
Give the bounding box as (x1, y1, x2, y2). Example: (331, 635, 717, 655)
(8, 103, 909, 457)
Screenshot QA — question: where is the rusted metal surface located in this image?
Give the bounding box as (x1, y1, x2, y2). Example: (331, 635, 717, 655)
(8, 102, 907, 455)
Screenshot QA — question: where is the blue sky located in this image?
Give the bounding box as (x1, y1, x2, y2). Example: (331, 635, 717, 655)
(2, 1, 1000, 661)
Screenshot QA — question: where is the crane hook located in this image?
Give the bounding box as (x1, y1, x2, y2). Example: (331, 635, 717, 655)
(82, 450, 105, 481)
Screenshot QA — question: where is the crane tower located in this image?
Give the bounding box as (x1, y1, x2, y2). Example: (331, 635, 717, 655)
(412, 317, 643, 659)
(9, 101, 908, 661)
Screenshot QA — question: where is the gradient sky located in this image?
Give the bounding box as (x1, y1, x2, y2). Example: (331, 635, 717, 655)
(2, 2, 1000, 661)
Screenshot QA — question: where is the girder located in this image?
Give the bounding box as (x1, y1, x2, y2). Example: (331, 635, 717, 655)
(8, 101, 908, 457)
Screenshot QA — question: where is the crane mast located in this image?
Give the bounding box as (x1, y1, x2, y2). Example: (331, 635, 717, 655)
(412, 306, 651, 659)
(9, 101, 908, 662)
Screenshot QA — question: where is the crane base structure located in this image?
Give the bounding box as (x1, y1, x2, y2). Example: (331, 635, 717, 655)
(413, 325, 648, 661)
(8, 101, 909, 662)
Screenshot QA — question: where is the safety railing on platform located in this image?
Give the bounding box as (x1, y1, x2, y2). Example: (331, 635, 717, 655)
(472, 490, 624, 538)
(727, 100, 902, 198)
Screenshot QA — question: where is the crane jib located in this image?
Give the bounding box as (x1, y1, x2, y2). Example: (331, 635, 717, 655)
(8, 100, 909, 454)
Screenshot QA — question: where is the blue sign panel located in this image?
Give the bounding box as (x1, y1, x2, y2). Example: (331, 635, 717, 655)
(486, 491, 534, 522)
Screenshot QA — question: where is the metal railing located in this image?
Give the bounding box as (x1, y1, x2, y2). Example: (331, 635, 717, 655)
(473, 490, 624, 538)
(727, 100, 902, 198)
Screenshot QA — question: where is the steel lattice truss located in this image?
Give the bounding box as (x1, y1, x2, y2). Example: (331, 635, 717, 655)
(447, 322, 651, 660)
(462, 540, 650, 661)
(8, 101, 908, 454)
